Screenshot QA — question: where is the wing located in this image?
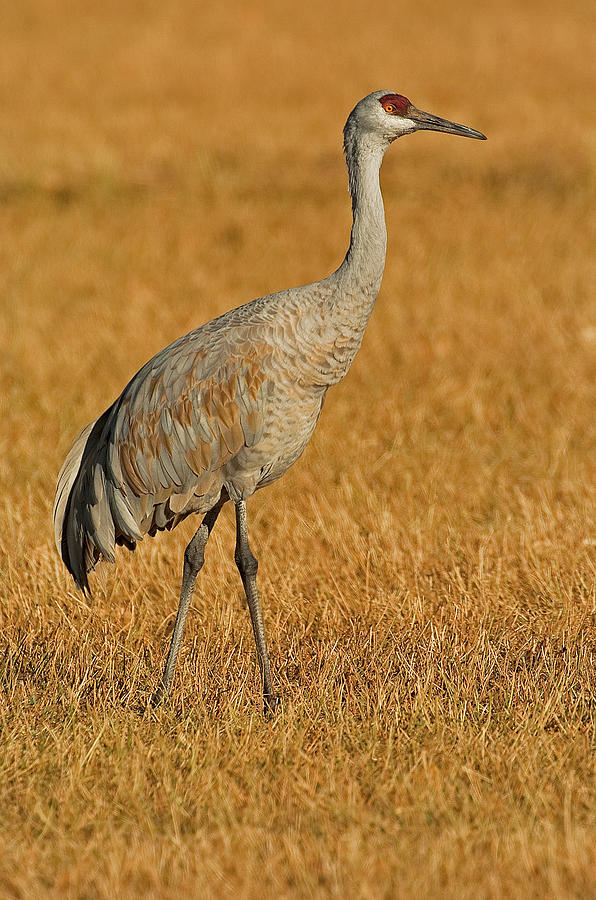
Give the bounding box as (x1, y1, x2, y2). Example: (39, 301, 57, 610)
(106, 333, 275, 533)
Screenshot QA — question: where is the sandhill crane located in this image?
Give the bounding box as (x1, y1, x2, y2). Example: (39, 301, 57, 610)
(54, 91, 486, 713)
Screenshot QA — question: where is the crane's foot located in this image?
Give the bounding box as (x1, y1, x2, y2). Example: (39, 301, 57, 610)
(150, 682, 170, 709)
(264, 692, 281, 717)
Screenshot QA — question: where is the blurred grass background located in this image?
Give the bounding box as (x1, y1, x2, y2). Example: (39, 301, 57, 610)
(1, 0, 595, 896)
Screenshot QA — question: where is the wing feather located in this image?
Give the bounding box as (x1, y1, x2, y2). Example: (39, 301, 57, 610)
(110, 340, 273, 528)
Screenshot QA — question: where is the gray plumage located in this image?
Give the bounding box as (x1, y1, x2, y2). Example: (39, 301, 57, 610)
(54, 91, 485, 712)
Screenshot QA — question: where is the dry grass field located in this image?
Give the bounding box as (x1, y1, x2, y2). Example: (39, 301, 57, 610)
(1, 0, 596, 896)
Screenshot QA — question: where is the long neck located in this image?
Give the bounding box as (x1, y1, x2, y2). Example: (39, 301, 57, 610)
(340, 129, 387, 290)
(318, 127, 388, 381)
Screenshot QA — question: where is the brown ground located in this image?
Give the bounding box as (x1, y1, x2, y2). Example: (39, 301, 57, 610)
(1, 0, 595, 896)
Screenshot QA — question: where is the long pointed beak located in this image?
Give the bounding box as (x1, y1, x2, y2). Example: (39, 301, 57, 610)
(409, 107, 486, 140)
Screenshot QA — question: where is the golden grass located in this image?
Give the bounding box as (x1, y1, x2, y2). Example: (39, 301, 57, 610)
(1, 0, 596, 895)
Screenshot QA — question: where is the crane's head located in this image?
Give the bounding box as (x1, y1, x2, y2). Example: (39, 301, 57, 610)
(345, 90, 486, 148)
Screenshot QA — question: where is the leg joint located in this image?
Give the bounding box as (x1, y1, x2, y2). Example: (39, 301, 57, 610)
(184, 524, 208, 574)
(235, 544, 258, 578)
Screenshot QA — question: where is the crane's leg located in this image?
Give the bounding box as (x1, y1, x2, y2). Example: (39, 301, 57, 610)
(234, 499, 278, 715)
(151, 500, 224, 707)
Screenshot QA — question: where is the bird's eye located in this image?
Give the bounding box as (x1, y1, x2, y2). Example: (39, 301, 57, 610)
(384, 104, 395, 113)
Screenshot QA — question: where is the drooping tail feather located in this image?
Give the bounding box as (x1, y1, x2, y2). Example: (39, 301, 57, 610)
(54, 422, 95, 559)
(53, 409, 142, 594)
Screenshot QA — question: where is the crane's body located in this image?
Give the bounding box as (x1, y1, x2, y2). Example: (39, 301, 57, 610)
(54, 91, 485, 712)
(55, 258, 380, 584)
